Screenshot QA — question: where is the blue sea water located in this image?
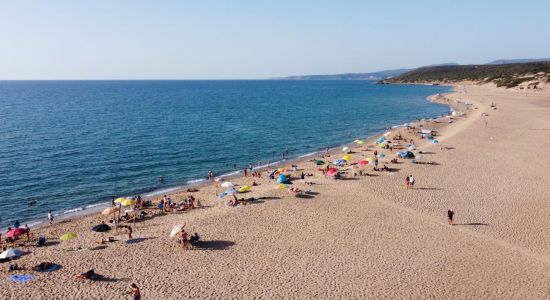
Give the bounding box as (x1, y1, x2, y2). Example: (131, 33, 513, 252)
(0, 80, 451, 228)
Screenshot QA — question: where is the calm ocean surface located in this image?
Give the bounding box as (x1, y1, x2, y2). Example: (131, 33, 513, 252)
(0, 80, 451, 228)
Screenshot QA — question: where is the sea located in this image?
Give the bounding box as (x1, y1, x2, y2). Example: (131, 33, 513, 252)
(0, 80, 451, 229)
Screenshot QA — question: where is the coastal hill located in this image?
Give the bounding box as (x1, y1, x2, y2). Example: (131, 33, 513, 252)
(274, 59, 550, 82)
(381, 61, 550, 89)
(272, 68, 410, 80)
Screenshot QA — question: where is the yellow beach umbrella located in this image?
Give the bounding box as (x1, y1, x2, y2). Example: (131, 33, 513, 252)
(120, 199, 135, 207)
(342, 154, 352, 161)
(101, 207, 119, 216)
(114, 197, 129, 204)
(238, 185, 251, 193)
(60, 232, 77, 241)
(356, 140, 364, 145)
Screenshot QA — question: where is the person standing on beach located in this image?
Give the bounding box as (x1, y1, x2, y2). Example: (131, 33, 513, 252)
(447, 210, 455, 225)
(408, 175, 415, 189)
(127, 226, 133, 239)
(47, 210, 54, 224)
(405, 176, 410, 189)
(129, 283, 141, 300)
(243, 168, 248, 177)
(25, 224, 30, 241)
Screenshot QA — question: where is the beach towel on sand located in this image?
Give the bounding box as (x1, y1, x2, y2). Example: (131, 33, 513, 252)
(9, 274, 33, 283)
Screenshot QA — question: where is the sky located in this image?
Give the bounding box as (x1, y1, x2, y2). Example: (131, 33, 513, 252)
(0, 0, 548, 79)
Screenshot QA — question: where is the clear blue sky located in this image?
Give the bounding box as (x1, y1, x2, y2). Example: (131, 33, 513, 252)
(0, 0, 548, 79)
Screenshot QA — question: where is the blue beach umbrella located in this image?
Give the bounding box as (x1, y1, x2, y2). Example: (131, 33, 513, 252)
(333, 159, 346, 166)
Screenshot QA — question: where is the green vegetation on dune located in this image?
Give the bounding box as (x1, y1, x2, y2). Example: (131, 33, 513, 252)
(383, 62, 550, 88)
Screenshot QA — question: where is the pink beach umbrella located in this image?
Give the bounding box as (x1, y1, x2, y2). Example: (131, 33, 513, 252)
(326, 168, 338, 177)
(6, 228, 27, 238)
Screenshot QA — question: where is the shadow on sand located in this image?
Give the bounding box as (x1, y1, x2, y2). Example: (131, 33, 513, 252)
(193, 240, 235, 251)
(454, 223, 489, 226)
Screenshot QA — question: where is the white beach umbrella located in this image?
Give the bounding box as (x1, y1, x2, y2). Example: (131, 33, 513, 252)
(170, 224, 185, 238)
(342, 147, 349, 152)
(0, 248, 24, 259)
(221, 182, 235, 188)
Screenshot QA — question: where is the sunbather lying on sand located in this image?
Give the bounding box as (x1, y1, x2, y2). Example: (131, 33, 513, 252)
(75, 269, 102, 280)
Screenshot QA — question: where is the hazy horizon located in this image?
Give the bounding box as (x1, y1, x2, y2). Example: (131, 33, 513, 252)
(1, 0, 549, 80)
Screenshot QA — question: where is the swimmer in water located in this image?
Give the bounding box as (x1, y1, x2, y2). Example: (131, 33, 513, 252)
(159, 176, 165, 183)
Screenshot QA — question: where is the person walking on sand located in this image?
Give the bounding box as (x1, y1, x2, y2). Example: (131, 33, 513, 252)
(47, 210, 54, 225)
(25, 224, 30, 241)
(180, 228, 190, 250)
(127, 226, 133, 239)
(405, 175, 410, 189)
(129, 283, 141, 300)
(408, 175, 415, 189)
(447, 210, 455, 225)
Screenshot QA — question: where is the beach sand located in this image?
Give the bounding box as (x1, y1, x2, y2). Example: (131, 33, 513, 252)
(2, 83, 550, 299)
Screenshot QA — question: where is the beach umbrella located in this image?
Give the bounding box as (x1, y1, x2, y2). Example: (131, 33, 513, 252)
(342, 154, 352, 161)
(221, 182, 235, 188)
(60, 233, 77, 241)
(358, 160, 369, 166)
(342, 146, 349, 152)
(170, 224, 184, 238)
(431, 139, 439, 144)
(101, 207, 119, 216)
(114, 197, 130, 204)
(91, 224, 111, 233)
(238, 185, 251, 193)
(376, 137, 386, 144)
(326, 168, 338, 177)
(6, 228, 26, 238)
(277, 174, 288, 184)
(356, 140, 364, 145)
(0, 248, 24, 259)
(314, 159, 325, 165)
(120, 199, 135, 207)
(377, 153, 385, 158)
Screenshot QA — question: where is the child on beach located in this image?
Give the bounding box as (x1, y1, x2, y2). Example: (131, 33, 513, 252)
(47, 210, 54, 224)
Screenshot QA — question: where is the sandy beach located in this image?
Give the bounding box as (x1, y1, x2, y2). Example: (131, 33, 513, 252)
(2, 83, 550, 299)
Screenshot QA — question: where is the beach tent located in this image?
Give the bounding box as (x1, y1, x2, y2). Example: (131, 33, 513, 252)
(91, 224, 111, 233)
(397, 151, 415, 159)
(0, 248, 24, 259)
(333, 159, 346, 166)
(221, 182, 235, 188)
(342, 154, 352, 161)
(277, 174, 288, 184)
(376, 137, 386, 144)
(313, 159, 325, 165)
(6, 228, 26, 238)
(238, 185, 251, 193)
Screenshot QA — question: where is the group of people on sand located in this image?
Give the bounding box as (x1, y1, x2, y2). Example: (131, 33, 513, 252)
(179, 226, 200, 250)
(160, 194, 199, 212)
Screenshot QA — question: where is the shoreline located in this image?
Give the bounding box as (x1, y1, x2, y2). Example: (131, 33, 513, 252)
(20, 87, 455, 232)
